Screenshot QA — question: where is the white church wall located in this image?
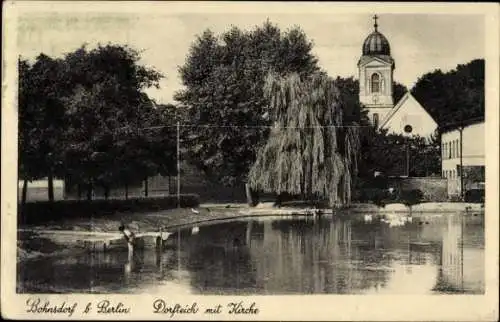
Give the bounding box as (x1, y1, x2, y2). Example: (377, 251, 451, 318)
(359, 60, 394, 108)
(366, 107, 393, 127)
(380, 94, 437, 139)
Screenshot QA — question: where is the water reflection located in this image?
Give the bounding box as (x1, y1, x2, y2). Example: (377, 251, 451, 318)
(17, 213, 484, 294)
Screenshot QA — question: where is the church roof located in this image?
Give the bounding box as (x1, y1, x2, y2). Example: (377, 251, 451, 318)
(363, 31, 391, 56)
(362, 15, 391, 56)
(379, 92, 437, 129)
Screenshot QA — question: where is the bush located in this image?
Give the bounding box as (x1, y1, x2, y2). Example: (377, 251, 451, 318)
(354, 188, 424, 207)
(18, 194, 200, 225)
(354, 188, 389, 205)
(464, 189, 485, 203)
(399, 189, 424, 206)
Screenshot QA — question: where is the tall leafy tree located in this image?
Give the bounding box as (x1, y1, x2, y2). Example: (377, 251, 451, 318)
(358, 128, 441, 180)
(19, 44, 168, 201)
(60, 44, 164, 199)
(18, 55, 68, 203)
(411, 59, 484, 129)
(248, 73, 360, 207)
(393, 81, 408, 104)
(175, 21, 320, 186)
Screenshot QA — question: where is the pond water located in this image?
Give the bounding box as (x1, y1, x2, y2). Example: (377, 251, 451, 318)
(17, 213, 484, 294)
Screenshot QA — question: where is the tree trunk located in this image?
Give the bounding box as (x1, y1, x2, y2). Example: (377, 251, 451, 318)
(22, 178, 28, 205)
(48, 172, 54, 202)
(144, 176, 149, 197)
(77, 183, 82, 200)
(245, 183, 258, 207)
(104, 185, 110, 200)
(86, 179, 93, 201)
(125, 181, 129, 200)
(275, 193, 282, 208)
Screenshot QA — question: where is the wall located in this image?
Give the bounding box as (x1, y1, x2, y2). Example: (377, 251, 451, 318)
(381, 94, 438, 139)
(359, 57, 394, 124)
(61, 162, 246, 203)
(178, 162, 247, 203)
(388, 177, 448, 202)
(359, 58, 394, 107)
(18, 179, 65, 202)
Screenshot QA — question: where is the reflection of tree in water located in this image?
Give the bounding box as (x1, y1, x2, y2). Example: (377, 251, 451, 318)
(156, 216, 484, 295)
(18, 216, 484, 294)
(182, 221, 257, 294)
(245, 218, 393, 294)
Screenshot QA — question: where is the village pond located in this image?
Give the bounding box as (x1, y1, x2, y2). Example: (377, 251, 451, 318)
(17, 213, 484, 294)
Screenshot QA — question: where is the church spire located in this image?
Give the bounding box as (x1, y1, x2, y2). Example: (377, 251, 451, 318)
(373, 14, 379, 32)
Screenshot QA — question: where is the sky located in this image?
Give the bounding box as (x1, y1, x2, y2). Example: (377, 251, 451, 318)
(16, 5, 485, 104)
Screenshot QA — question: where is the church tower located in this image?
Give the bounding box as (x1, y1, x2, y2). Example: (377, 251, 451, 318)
(358, 15, 395, 127)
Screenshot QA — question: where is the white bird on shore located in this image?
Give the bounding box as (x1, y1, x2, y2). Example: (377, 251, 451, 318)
(191, 208, 200, 214)
(191, 226, 200, 235)
(364, 214, 373, 222)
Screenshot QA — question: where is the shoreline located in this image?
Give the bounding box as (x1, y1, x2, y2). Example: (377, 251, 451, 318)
(17, 201, 484, 256)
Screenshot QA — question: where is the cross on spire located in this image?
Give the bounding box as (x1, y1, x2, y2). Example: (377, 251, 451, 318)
(373, 14, 379, 31)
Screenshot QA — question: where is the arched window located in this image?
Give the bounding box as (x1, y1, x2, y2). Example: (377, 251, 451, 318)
(371, 73, 381, 93)
(373, 113, 379, 127)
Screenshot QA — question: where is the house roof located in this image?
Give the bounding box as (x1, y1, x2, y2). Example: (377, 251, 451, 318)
(439, 116, 485, 133)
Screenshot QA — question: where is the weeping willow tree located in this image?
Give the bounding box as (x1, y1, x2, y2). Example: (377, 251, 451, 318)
(248, 72, 360, 208)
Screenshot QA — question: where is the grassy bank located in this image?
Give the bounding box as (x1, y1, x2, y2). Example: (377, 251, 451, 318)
(18, 194, 200, 225)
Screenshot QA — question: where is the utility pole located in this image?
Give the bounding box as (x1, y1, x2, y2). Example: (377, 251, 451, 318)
(406, 143, 410, 177)
(459, 126, 464, 200)
(403, 126, 412, 177)
(177, 121, 181, 208)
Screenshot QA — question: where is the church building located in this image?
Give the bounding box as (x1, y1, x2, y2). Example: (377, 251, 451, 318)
(358, 16, 438, 139)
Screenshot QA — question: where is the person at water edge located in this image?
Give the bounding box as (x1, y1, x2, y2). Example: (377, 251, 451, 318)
(119, 224, 136, 246)
(119, 224, 136, 276)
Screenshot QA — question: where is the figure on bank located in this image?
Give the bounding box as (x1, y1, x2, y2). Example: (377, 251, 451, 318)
(120, 223, 137, 277)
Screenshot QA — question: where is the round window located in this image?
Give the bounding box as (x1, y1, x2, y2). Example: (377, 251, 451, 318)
(404, 125, 413, 133)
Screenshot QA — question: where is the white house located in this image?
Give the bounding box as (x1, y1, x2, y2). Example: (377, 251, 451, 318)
(441, 121, 485, 197)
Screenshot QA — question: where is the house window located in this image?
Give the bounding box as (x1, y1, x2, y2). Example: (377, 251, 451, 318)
(451, 141, 454, 158)
(373, 113, 379, 127)
(448, 142, 451, 159)
(456, 139, 460, 158)
(371, 73, 380, 93)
